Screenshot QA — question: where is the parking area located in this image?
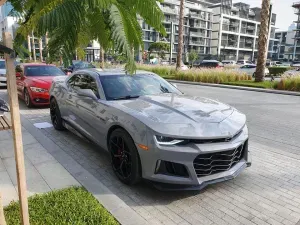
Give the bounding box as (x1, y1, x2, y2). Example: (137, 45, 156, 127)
(1, 87, 300, 225)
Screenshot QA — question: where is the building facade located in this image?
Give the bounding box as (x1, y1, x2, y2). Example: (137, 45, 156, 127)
(210, 1, 278, 62)
(140, 0, 279, 62)
(274, 24, 298, 61)
(140, 0, 215, 62)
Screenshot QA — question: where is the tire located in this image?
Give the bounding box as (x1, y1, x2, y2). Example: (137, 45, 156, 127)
(50, 98, 65, 130)
(24, 88, 33, 108)
(253, 72, 256, 78)
(108, 129, 141, 185)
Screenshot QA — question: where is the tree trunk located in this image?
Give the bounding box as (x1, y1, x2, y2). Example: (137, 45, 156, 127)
(100, 48, 104, 68)
(39, 38, 43, 62)
(31, 31, 36, 62)
(255, 0, 271, 82)
(176, 0, 184, 70)
(27, 35, 32, 61)
(45, 32, 49, 58)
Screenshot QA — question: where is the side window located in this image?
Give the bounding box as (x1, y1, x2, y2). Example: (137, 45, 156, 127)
(69, 74, 100, 99)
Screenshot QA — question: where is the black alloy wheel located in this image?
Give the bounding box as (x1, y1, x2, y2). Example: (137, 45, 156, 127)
(109, 129, 141, 185)
(50, 98, 65, 130)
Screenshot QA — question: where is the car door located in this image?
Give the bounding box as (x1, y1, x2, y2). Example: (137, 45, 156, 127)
(66, 73, 107, 146)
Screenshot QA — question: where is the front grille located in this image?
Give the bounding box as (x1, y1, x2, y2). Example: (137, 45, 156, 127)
(193, 141, 247, 177)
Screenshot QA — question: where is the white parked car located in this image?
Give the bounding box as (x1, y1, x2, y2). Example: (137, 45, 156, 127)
(237, 60, 253, 65)
(0, 59, 6, 87)
(222, 60, 236, 65)
(238, 64, 269, 77)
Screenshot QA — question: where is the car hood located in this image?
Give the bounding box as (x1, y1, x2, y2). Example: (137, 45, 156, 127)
(28, 76, 61, 89)
(111, 94, 246, 138)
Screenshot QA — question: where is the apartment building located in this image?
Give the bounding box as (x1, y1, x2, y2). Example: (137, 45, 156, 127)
(141, 0, 214, 62)
(292, 2, 300, 60)
(274, 24, 298, 60)
(210, 1, 278, 61)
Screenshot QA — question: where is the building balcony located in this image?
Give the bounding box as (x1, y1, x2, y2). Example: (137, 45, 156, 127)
(239, 42, 254, 49)
(221, 40, 237, 48)
(161, 7, 178, 15)
(191, 23, 206, 29)
(190, 31, 205, 37)
(164, 18, 179, 23)
(190, 40, 205, 46)
(229, 23, 239, 27)
(189, 13, 206, 20)
(165, 28, 171, 33)
(246, 26, 255, 30)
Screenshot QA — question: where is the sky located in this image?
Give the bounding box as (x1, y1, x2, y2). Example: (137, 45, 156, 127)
(233, 0, 295, 31)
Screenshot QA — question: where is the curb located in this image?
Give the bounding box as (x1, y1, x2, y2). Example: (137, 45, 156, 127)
(21, 115, 148, 225)
(167, 79, 300, 96)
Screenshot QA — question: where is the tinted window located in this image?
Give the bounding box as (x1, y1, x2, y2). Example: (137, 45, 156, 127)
(25, 66, 65, 76)
(68, 74, 100, 98)
(100, 74, 181, 100)
(0, 61, 5, 69)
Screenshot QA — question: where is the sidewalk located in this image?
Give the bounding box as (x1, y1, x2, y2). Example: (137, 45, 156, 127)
(0, 125, 79, 206)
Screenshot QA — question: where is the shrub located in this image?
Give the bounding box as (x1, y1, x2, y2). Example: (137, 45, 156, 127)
(268, 67, 291, 76)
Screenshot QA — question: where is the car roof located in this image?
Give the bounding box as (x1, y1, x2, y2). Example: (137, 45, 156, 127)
(242, 64, 256, 66)
(202, 60, 219, 62)
(74, 68, 157, 76)
(21, 63, 56, 67)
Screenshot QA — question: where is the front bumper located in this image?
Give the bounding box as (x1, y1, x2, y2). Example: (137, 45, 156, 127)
(30, 91, 50, 105)
(138, 126, 251, 190)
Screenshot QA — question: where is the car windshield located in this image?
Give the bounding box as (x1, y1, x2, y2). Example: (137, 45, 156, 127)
(0, 61, 5, 69)
(25, 66, 66, 76)
(100, 74, 181, 100)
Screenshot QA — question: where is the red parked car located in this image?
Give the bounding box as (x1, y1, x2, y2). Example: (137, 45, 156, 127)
(16, 63, 66, 107)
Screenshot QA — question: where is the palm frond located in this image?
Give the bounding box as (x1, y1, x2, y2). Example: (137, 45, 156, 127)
(109, 4, 136, 74)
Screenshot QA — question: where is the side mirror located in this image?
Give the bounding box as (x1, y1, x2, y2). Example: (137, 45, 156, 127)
(77, 89, 98, 100)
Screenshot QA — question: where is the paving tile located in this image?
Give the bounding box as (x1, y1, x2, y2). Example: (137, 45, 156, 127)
(25, 146, 56, 165)
(35, 161, 79, 190)
(0, 158, 5, 172)
(0, 139, 14, 158)
(0, 171, 18, 206)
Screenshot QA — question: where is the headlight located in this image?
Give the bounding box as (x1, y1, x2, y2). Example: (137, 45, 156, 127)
(155, 135, 186, 146)
(30, 87, 48, 93)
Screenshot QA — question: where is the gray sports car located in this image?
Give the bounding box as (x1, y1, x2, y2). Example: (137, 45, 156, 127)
(49, 69, 251, 190)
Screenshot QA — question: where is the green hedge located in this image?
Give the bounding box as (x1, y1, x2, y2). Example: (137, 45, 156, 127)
(268, 67, 291, 76)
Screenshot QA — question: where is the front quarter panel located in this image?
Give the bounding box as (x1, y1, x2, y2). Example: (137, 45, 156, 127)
(49, 77, 69, 116)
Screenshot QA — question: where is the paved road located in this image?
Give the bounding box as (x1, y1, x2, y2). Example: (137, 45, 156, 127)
(177, 83, 300, 158)
(1, 86, 300, 225)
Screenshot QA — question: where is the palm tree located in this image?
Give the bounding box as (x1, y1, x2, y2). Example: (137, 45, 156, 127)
(255, 0, 271, 82)
(10, 0, 166, 73)
(176, 0, 185, 70)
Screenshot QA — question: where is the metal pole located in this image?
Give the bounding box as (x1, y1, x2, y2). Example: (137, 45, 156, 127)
(170, 22, 174, 64)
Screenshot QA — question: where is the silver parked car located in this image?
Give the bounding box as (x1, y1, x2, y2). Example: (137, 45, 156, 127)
(49, 69, 251, 190)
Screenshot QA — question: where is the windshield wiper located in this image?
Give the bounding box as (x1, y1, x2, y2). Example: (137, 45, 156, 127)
(113, 95, 140, 100)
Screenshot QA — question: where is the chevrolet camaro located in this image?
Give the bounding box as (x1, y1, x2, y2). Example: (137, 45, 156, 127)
(49, 69, 251, 190)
